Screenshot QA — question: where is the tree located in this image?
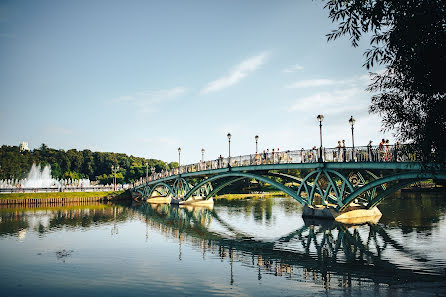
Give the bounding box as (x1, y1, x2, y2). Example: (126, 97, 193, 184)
(323, 0, 446, 162)
(0, 145, 168, 183)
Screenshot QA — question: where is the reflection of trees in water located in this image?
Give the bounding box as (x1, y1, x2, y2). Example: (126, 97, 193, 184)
(1, 199, 445, 289)
(136, 203, 446, 288)
(0, 212, 29, 236)
(379, 192, 446, 233)
(0, 203, 133, 235)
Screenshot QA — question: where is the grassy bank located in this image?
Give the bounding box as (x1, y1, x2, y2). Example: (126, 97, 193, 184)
(214, 191, 289, 201)
(0, 203, 112, 213)
(0, 190, 128, 200)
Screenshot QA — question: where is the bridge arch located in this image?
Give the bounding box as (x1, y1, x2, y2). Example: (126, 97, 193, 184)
(340, 172, 446, 211)
(183, 172, 307, 205)
(205, 177, 245, 199)
(297, 169, 354, 206)
(146, 182, 175, 198)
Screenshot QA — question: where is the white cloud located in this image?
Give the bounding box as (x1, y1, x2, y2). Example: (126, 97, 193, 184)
(141, 137, 178, 146)
(44, 126, 75, 136)
(113, 86, 187, 112)
(283, 63, 304, 73)
(285, 72, 381, 89)
(201, 52, 268, 94)
(136, 87, 187, 104)
(286, 78, 335, 89)
(113, 95, 134, 103)
(290, 88, 365, 114)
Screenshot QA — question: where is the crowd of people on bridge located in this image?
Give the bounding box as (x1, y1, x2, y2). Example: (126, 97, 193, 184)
(130, 141, 417, 187)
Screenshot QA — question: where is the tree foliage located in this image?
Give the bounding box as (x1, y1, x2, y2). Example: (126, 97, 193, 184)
(0, 144, 170, 184)
(323, 0, 446, 161)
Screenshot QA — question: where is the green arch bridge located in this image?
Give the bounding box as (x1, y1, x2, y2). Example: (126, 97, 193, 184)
(132, 145, 445, 213)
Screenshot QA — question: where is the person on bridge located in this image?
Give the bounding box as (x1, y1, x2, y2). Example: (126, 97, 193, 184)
(379, 139, 385, 161)
(342, 140, 346, 162)
(336, 141, 342, 162)
(385, 139, 391, 161)
(254, 152, 261, 165)
(367, 140, 373, 162)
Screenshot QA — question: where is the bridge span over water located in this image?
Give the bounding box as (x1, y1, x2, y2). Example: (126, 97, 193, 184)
(133, 145, 445, 214)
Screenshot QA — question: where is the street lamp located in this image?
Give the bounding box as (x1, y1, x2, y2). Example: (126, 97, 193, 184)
(227, 133, 232, 167)
(178, 147, 181, 167)
(201, 148, 205, 162)
(255, 135, 259, 154)
(145, 162, 148, 181)
(111, 165, 120, 191)
(349, 115, 356, 162)
(317, 114, 324, 162)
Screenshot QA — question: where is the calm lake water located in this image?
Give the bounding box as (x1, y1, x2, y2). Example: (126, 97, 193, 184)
(1, 193, 446, 296)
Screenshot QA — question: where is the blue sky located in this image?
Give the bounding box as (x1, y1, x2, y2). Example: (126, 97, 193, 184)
(0, 0, 392, 164)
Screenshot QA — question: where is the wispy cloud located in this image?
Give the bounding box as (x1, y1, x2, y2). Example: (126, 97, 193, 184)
(286, 78, 335, 89)
(44, 126, 75, 136)
(286, 71, 386, 89)
(201, 52, 268, 94)
(113, 95, 134, 103)
(135, 87, 187, 104)
(283, 63, 304, 73)
(141, 137, 178, 146)
(290, 88, 364, 114)
(112, 86, 187, 112)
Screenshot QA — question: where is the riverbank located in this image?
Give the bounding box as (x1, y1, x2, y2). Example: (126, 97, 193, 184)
(213, 186, 445, 201)
(0, 190, 132, 206)
(0, 190, 128, 200)
(214, 191, 288, 200)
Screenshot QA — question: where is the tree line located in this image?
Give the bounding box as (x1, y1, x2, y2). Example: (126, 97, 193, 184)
(0, 144, 178, 184)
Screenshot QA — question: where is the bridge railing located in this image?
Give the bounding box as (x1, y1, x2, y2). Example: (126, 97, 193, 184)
(135, 144, 421, 184)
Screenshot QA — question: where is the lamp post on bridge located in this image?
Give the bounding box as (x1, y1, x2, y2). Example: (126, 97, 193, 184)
(178, 147, 181, 171)
(145, 162, 148, 181)
(349, 115, 356, 162)
(201, 148, 205, 162)
(317, 114, 324, 162)
(255, 135, 259, 154)
(227, 133, 232, 167)
(111, 165, 119, 191)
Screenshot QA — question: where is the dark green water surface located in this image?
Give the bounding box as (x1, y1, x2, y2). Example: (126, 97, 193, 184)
(1, 192, 446, 296)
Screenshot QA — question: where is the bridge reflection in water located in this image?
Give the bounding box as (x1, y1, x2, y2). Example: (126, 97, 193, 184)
(135, 201, 446, 288)
(1, 199, 445, 293)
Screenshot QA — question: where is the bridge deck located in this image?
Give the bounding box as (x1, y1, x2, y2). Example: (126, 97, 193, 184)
(140, 162, 426, 186)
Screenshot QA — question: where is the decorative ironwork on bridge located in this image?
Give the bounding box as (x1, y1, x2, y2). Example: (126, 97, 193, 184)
(133, 144, 445, 212)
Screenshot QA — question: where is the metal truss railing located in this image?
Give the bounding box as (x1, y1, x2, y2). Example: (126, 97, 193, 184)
(135, 144, 421, 185)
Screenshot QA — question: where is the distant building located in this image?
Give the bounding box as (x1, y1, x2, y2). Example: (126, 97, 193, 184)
(19, 142, 30, 152)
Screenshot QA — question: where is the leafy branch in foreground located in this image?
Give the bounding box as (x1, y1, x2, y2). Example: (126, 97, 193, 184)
(323, 0, 446, 162)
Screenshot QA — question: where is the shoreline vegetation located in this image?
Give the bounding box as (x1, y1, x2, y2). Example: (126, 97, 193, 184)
(0, 144, 177, 185)
(214, 186, 445, 201)
(214, 191, 289, 200)
(0, 183, 443, 203)
(0, 190, 129, 200)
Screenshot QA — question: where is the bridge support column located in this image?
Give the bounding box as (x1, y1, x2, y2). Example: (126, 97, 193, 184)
(302, 204, 382, 224)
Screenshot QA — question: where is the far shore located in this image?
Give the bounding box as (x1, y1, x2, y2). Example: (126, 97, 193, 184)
(0, 185, 443, 202)
(214, 192, 289, 200)
(0, 190, 129, 200)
